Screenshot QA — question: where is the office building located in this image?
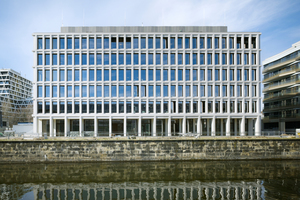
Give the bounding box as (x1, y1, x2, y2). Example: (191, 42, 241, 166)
(262, 41, 300, 133)
(33, 26, 261, 137)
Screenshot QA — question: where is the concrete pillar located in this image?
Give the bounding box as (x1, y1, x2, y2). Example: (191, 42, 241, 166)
(94, 117, 97, 137)
(187, 119, 190, 133)
(226, 117, 230, 136)
(211, 117, 216, 136)
(49, 117, 53, 137)
(53, 119, 56, 137)
(153, 117, 156, 136)
(33, 117, 37, 134)
(109, 117, 112, 137)
(241, 117, 245, 136)
(248, 119, 253, 136)
(38, 119, 42, 137)
(192, 119, 195, 133)
(197, 117, 201, 134)
(255, 116, 261, 136)
(207, 119, 210, 136)
(79, 117, 83, 137)
(179, 119, 182, 133)
(183, 116, 186, 134)
(221, 119, 223, 136)
(138, 117, 142, 136)
(64, 117, 68, 137)
(124, 117, 127, 136)
(168, 117, 171, 136)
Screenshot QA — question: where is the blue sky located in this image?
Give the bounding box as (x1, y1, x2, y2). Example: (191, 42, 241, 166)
(0, 0, 300, 82)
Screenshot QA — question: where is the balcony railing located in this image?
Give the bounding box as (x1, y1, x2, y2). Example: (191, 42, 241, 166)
(263, 63, 300, 83)
(263, 88, 300, 102)
(263, 77, 300, 93)
(264, 102, 300, 112)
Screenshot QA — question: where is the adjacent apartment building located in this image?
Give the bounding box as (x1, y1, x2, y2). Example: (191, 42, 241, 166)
(262, 41, 300, 133)
(32, 26, 261, 137)
(0, 69, 32, 127)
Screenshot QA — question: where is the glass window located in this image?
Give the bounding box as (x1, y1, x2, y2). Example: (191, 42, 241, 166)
(171, 69, 176, 81)
(191, 53, 196, 65)
(148, 69, 153, 81)
(37, 54, 42, 65)
(222, 37, 226, 49)
(126, 69, 131, 81)
(119, 85, 124, 97)
(208, 53, 212, 65)
(141, 54, 146, 65)
(74, 54, 79, 65)
(111, 85, 117, 97)
(119, 101, 124, 113)
(193, 101, 198, 113)
(186, 85, 190, 97)
(178, 37, 182, 49)
(141, 37, 146, 49)
(163, 85, 168, 97)
(200, 37, 205, 49)
(96, 85, 102, 97)
(193, 85, 198, 97)
(215, 37, 219, 49)
(82, 54, 87, 65)
(89, 69, 94, 81)
(89, 54, 94, 65)
(96, 37, 102, 49)
(170, 53, 175, 65)
(200, 85, 205, 97)
(126, 101, 131, 113)
(126, 53, 131, 65)
(111, 69, 116, 81)
(45, 38, 50, 49)
(163, 69, 168, 81)
(222, 85, 227, 97)
(104, 85, 109, 97)
(96, 53, 102, 65)
(82, 38, 87, 49)
(45, 86, 50, 97)
(252, 69, 256, 81)
(141, 69, 146, 81)
(133, 85, 139, 97)
(67, 85, 72, 97)
(207, 37, 212, 49)
(230, 69, 234, 81)
(141, 85, 146, 97)
(67, 69, 72, 81)
(126, 37, 131, 49)
(74, 85, 79, 97)
(178, 69, 183, 81)
(104, 69, 109, 81)
(156, 101, 161, 113)
(207, 85, 212, 97)
(134, 69, 139, 81)
(237, 53, 241, 65)
(185, 69, 190, 81)
(215, 85, 220, 97)
(222, 69, 227, 81)
(156, 53, 161, 65)
(52, 54, 57, 65)
(60, 101, 65, 113)
(118, 37, 124, 49)
(163, 101, 168, 113)
(185, 37, 190, 49)
(45, 70, 50, 81)
(244, 69, 249, 81)
(171, 85, 176, 97)
(104, 53, 109, 65)
(58, 38, 65, 50)
(229, 37, 234, 49)
(148, 37, 153, 49)
(193, 69, 198, 81)
(111, 54, 117, 66)
(222, 53, 227, 65)
(178, 85, 183, 97)
(60, 85, 65, 97)
(163, 53, 168, 65)
(52, 85, 57, 97)
(60, 69, 65, 81)
(134, 101, 139, 113)
(186, 53, 190, 65)
(89, 37, 94, 49)
(207, 69, 212, 81)
(74, 38, 79, 49)
(215, 53, 219, 65)
(59, 54, 65, 65)
(156, 69, 161, 81)
(149, 85, 153, 97)
(230, 53, 234, 65)
(67, 54, 72, 65)
(170, 37, 175, 49)
(37, 38, 42, 49)
(126, 85, 131, 97)
(104, 37, 109, 49)
(52, 70, 57, 81)
(200, 69, 205, 81)
(156, 37, 160, 49)
(82, 69, 87, 81)
(67, 38, 72, 49)
(149, 101, 154, 113)
(111, 37, 116, 49)
(230, 85, 234, 97)
(148, 53, 153, 65)
(163, 37, 168, 49)
(133, 37, 138, 49)
(37, 86, 42, 97)
(192, 37, 197, 49)
(118, 53, 124, 65)
(81, 85, 87, 97)
(200, 53, 205, 65)
(134, 53, 139, 65)
(96, 69, 102, 81)
(178, 53, 183, 65)
(215, 69, 219, 81)
(52, 101, 57, 114)
(119, 69, 124, 81)
(104, 102, 109, 113)
(97, 101, 102, 113)
(156, 85, 161, 97)
(237, 69, 241, 81)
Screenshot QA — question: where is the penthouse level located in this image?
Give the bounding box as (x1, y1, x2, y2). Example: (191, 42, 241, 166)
(32, 26, 262, 137)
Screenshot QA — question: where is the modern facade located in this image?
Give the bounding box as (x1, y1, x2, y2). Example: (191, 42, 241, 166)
(33, 26, 261, 137)
(262, 41, 300, 133)
(0, 69, 32, 126)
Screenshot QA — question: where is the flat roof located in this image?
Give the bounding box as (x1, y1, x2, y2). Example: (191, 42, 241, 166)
(60, 26, 228, 33)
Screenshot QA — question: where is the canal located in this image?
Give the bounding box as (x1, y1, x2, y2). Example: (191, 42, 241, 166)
(0, 160, 300, 199)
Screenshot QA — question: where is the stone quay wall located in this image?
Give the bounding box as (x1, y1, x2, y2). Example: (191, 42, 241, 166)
(0, 138, 300, 163)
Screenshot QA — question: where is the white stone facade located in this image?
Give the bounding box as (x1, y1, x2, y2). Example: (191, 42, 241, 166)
(32, 26, 261, 137)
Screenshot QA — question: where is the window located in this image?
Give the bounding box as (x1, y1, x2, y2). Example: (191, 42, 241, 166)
(163, 69, 168, 81)
(244, 69, 249, 81)
(126, 37, 131, 49)
(89, 101, 94, 113)
(111, 37, 116, 49)
(223, 101, 227, 113)
(170, 53, 175, 65)
(67, 54, 72, 65)
(215, 37, 219, 49)
(156, 53, 161, 65)
(193, 69, 198, 81)
(201, 101, 205, 113)
(104, 101, 109, 113)
(245, 85, 249, 97)
(252, 69, 256, 81)
(52, 70, 57, 81)
(111, 69, 116, 81)
(185, 37, 190, 49)
(141, 37, 146, 49)
(67, 85, 72, 97)
(133, 37, 138, 49)
(237, 53, 241, 65)
(60, 69, 65, 81)
(126, 101, 131, 113)
(141, 85, 146, 97)
(74, 85, 79, 97)
(200, 37, 204, 49)
(134, 69, 139, 81)
(185, 69, 190, 81)
(148, 53, 153, 65)
(230, 85, 234, 97)
(148, 37, 153, 49)
(163, 85, 168, 97)
(156, 101, 161, 113)
(37, 38, 42, 49)
(45, 70, 50, 81)
(82, 69, 87, 81)
(97, 69, 102, 81)
(38, 54, 42, 65)
(229, 37, 234, 49)
(222, 69, 227, 81)
(252, 101, 257, 113)
(230, 101, 235, 113)
(104, 69, 109, 81)
(192, 37, 197, 49)
(222, 85, 227, 97)
(111, 85, 116, 97)
(207, 69, 212, 81)
(134, 101, 139, 113)
(170, 69, 176, 81)
(104, 85, 109, 97)
(126, 69, 131, 81)
(89, 37, 94, 49)
(149, 85, 153, 97)
(82, 85, 87, 97)
(149, 101, 154, 113)
(119, 53, 124, 65)
(67, 69, 72, 81)
(141, 69, 146, 81)
(207, 85, 212, 97)
(252, 53, 256, 64)
(230, 69, 234, 81)
(186, 101, 190, 113)
(193, 85, 198, 97)
(237, 85, 242, 97)
(119, 37, 124, 49)
(200, 53, 205, 65)
(141, 53, 146, 65)
(237, 101, 242, 113)
(156, 85, 161, 97)
(207, 53, 212, 65)
(148, 69, 153, 81)
(119, 101, 124, 113)
(186, 85, 190, 97)
(178, 69, 183, 81)
(97, 101, 102, 113)
(126, 53, 131, 65)
(237, 69, 241, 81)
(215, 85, 220, 97)
(60, 101, 65, 113)
(156, 69, 161, 81)
(111, 53, 116, 65)
(171, 85, 176, 97)
(215, 53, 219, 65)
(82, 54, 87, 65)
(200, 69, 205, 81)
(126, 85, 131, 97)
(82, 38, 87, 49)
(215, 69, 219, 81)
(67, 38, 72, 49)
(193, 101, 198, 113)
(119, 85, 124, 97)
(229, 53, 234, 65)
(60, 85, 65, 97)
(163, 101, 168, 113)
(156, 37, 160, 49)
(170, 37, 175, 49)
(37, 86, 42, 97)
(200, 85, 205, 97)
(178, 37, 182, 49)
(74, 38, 79, 49)
(207, 37, 212, 49)
(119, 69, 124, 81)
(208, 101, 212, 113)
(96, 37, 102, 49)
(163, 37, 168, 49)
(74, 54, 79, 65)
(97, 53, 102, 65)
(96, 85, 102, 97)
(60, 38, 65, 49)
(185, 53, 190, 65)
(163, 53, 168, 65)
(104, 53, 109, 65)
(37, 70, 42, 81)
(52, 101, 57, 113)
(45, 86, 50, 97)
(215, 101, 220, 113)
(178, 85, 183, 97)
(222, 53, 227, 65)
(89, 69, 94, 81)
(237, 37, 241, 49)
(244, 53, 249, 65)
(222, 37, 226, 49)
(45, 38, 50, 49)
(104, 37, 109, 49)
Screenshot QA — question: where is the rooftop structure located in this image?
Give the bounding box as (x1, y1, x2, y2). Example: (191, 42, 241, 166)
(33, 26, 262, 137)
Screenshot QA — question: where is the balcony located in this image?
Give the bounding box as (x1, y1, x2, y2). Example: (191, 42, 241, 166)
(263, 78, 300, 93)
(263, 89, 299, 102)
(264, 102, 300, 112)
(263, 63, 300, 83)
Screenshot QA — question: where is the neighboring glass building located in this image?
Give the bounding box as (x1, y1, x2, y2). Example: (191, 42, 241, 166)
(262, 41, 300, 133)
(33, 26, 261, 137)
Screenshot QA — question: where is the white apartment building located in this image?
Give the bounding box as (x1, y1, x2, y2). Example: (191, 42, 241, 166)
(0, 69, 32, 126)
(32, 26, 261, 137)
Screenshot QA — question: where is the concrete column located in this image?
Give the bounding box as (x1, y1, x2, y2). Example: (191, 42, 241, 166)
(109, 117, 112, 137)
(211, 117, 216, 136)
(168, 117, 171, 136)
(124, 117, 127, 136)
(49, 117, 53, 137)
(241, 117, 245, 136)
(38, 119, 42, 137)
(33, 117, 37, 134)
(248, 119, 253, 136)
(187, 119, 190, 133)
(226, 117, 230, 136)
(53, 119, 56, 137)
(94, 117, 97, 137)
(255, 116, 261, 136)
(179, 119, 182, 133)
(221, 119, 223, 136)
(192, 119, 195, 133)
(79, 117, 83, 137)
(197, 117, 200, 134)
(64, 117, 67, 137)
(153, 117, 156, 136)
(183, 116, 186, 134)
(138, 117, 142, 136)
(207, 119, 210, 136)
